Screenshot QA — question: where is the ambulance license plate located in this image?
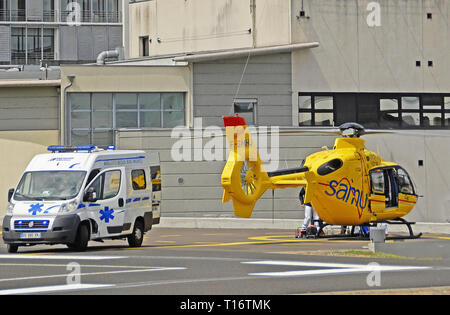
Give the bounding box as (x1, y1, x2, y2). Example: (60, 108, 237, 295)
(20, 232, 41, 239)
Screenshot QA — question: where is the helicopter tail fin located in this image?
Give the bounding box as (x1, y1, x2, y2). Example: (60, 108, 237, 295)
(221, 116, 271, 218)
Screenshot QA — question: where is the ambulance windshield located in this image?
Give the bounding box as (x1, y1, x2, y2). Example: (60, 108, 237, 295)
(14, 171, 86, 201)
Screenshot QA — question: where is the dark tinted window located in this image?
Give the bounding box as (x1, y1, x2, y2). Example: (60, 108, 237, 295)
(131, 169, 146, 190)
(317, 159, 343, 176)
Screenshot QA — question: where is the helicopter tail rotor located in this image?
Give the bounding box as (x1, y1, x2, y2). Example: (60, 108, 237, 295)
(221, 116, 272, 218)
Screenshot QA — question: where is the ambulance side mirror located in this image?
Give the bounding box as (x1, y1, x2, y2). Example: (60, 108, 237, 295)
(8, 188, 14, 202)
(84, 187, 98, 202)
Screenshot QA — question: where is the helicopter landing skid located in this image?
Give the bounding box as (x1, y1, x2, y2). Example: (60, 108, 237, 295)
(379, 218, 423, 240)
(310, 218, 422, 240)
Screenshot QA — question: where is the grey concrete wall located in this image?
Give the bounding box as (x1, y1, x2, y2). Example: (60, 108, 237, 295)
(0, 86, 59, 130)
(365, 132, 450, 224)
(59, 25, 123, 62)
(291, 0, 449, 94)
(116, 129, 335, 220)
(193, 53, 293, 127)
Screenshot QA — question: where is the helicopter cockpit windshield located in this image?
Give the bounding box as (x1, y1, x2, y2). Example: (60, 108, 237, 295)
(396, 167, 416, 195)
(370, 166, 416, 209)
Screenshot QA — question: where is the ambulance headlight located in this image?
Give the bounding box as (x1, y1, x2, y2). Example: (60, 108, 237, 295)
(6, 203, 15, 215)
(59, 201, 78, 214)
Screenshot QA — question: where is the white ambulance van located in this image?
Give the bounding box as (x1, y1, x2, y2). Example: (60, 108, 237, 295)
(2, 145, 161, 253)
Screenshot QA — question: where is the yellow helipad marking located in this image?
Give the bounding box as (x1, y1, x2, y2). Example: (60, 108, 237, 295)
(121, 234, 373, 251)
(201, 233, 233, 236)
(249, 235, 370, 244)
(22, 252, 54, 256)
(422, 236, 450, 240)
(264, 232, 292, 235)
(194, 242, 219, 244)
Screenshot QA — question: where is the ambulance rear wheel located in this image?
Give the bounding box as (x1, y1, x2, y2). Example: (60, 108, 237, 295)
(128, 220, 144, 247)
(7, 244, 19, 253)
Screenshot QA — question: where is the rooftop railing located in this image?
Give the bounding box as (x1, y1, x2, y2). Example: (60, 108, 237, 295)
(0, 9, 121, 23)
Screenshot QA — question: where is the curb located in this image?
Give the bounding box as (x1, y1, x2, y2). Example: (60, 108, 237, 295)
(158, 217, 450, 235)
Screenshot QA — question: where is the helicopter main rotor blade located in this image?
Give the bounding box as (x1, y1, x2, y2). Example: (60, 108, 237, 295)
(364, 129, 450, 137)
(178, 126, 450, 140)
(182, 128, 342, 140)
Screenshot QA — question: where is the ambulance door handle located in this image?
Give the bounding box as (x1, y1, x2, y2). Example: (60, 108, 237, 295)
(118, 198, 124, 208)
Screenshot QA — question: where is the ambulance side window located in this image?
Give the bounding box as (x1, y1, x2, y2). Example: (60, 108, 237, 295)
(88, 170, 121, 200)
(103, 170, 121, 199)
(87, 169, 101, 185)
(89, 174, 104, 200)
(151, 166, 162, 192)
(131, 169, 146, 190)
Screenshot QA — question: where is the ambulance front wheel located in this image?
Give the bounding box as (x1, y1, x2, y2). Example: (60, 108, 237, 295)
(128, 220, 144, 247)
(7, 244, 19, 253)
(68, 223, 89, 252)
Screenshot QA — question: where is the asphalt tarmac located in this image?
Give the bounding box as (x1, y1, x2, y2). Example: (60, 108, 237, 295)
(0, 227, 449, 299)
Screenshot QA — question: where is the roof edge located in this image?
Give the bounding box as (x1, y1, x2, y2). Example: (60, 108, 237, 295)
(172, 42, 320, 63)
(0, 79, 61, 88)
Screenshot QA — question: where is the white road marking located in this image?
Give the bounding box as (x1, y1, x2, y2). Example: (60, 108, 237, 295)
(0, 284, 115, 295)
(0, 266, 186, 283)
(243, 260, 430, 277)
(0, 254, 127, 260)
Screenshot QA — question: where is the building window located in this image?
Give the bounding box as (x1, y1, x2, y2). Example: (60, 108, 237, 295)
(10, 27, 54, 65)
(401, 96, 420, 127)
(422, 95, 443, 127)
(0, 0, 9, 21)
(139, 36, 149, 57)
(10, 0, 25, 21)
(43, 0, 56, 22)
(299, 94, 334, 126)
(379, 98, 400, 128)
(68, 92, 186, 147)
(379, 95, 447, 128)
(445, 97, 450, 127)
(60, 0, 120, 23)
(233, 98, 257, 125)
(10, 27, 26, 64)
(300, 92, 450, 129)
(116, 93, 138, 128)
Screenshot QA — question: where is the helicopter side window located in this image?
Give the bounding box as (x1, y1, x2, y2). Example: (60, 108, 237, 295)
(370, 168, 399, 208)
(370, 170, 385, 194)
(396, 168, 415, 195)
(317, 159, 343, 176)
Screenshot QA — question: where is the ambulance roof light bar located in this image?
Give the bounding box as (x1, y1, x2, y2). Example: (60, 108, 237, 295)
(47, 145, 99, 153)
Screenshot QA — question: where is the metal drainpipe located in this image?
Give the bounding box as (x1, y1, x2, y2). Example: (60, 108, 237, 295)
(63, 76, 75, 145)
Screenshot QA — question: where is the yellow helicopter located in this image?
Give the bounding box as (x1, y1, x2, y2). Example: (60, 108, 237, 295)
(221, 115, 421, 239)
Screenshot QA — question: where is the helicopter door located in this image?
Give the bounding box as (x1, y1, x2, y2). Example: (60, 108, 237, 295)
(384, 168, 399, 208)
(369, 168, 399, 212)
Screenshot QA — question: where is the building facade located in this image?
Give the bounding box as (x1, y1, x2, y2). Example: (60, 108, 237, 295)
(128, 0, 449, 129)
(2, 0, 449, 224)
(0, 0, 123, 65)
(0, 1, 124, 212)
